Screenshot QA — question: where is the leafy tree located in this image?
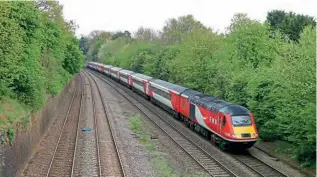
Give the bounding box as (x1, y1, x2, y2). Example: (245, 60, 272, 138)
(1, 1, 83, 108)
(86, 30, 111, 61)
(134, 27, 159, 43)
(63, 37, 84, 74)
(161, 15, 206, 44)
(89, 13, 316, 168)
(266, 10, 316, 41)
(111, 30, 131, 41)
(168, 28, 223, 92)
(79, 36, 89, 56)
(226, 13, 253, 33)
(143, 45, 179, 80)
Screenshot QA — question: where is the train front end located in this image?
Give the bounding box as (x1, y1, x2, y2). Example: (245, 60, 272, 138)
(228, 113, 258, 149)
(219, 105, 259, 150)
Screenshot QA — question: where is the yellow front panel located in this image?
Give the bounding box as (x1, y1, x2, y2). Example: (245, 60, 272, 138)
(233, 126, 256, 138)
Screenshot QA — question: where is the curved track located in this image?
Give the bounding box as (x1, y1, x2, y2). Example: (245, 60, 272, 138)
(83, 71, 126, 177)
(86, 69, 237, 177)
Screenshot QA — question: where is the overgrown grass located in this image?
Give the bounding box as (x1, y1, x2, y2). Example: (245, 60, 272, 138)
(129, 114, 179, 177)
(0, 97, 30, 144)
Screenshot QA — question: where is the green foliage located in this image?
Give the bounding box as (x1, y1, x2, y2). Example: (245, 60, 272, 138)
(85, 13, 316, 168)
(7, 127, 15, 144)
(63, 37, 84, 74)
(0, 1, 83, 142)
(130, 43, 161, 73)
(161, 14, 207, 44)
(168, 28, 223, 92)
(85, 30, 112, 61)
(129, 114, 142, 134)
(266, 10, 316, 41)
(79, 36, 89, 56)
(143, 45, 179, 80)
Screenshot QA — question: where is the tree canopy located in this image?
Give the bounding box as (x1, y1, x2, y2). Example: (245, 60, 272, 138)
(266, 10, 316, 41)
(0, 1, 83, 134)
(81, 12, 316, 168)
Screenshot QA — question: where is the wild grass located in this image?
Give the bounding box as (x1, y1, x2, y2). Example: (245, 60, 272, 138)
(0, 97, 30, 144)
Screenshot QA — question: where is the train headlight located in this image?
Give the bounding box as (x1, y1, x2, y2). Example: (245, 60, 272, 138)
(232, 134, 240, 138)
(252, 133, 258, 137)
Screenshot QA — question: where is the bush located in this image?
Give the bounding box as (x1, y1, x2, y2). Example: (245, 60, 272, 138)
(0, 1, 83, 141)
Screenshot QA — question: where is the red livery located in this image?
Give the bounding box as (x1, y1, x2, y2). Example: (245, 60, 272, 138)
(87, 62, 259, 150)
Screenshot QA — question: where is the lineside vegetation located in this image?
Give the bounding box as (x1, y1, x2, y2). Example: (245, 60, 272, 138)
(0, 1, 84, 142)
(81, 12, 316, 168)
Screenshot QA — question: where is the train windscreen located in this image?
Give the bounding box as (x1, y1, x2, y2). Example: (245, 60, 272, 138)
(231, 115, 252, 126)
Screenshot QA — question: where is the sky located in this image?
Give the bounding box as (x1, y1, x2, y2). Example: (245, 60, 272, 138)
(58, 0, 317, 36)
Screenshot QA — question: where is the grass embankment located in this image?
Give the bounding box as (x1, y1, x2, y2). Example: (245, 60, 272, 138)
(0, 97, 30, 144)
(129, 114, 209, 177)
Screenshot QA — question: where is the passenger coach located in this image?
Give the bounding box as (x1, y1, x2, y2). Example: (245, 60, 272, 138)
(87, 62, 259, 150)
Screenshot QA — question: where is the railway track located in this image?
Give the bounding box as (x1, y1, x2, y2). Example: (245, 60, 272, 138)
(86, 69, 236, 177)
(71, 73, 102, 176)
(88, 69, 289, 177)
(83, 71, 126, 177)
(46, 74, 83, 177)
(231, 153, 287, 177)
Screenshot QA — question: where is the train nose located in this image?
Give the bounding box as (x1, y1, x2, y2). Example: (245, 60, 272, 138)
(232, 126, 257, 139)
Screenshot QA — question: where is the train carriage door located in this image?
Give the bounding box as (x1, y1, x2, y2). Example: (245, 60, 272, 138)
(146, 82, 150, 95)
(216, 114, 221, 133)
(128, 75, 132, 86)
(189, 103, 195, 120)
(217, 113, 226, 134)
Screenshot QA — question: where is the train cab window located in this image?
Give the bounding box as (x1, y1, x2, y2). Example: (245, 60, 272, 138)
(231, 115, 252, 126)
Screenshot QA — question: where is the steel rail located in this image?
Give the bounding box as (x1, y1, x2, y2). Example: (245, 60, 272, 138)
(84, 71, 126, 177)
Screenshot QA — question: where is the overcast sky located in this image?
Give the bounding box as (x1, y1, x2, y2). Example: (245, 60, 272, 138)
(58, 0, 317, 36)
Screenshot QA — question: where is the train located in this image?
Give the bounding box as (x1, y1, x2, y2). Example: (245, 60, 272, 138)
(87, 62, 259, 150)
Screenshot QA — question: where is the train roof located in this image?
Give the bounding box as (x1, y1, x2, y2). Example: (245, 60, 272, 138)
(132, 73, 153, 81)
(110, 67, 122, 71)
(219, 104, 250, 115)
(182, 89, 249, 114)
(119, 69, 134, 74)
(103, 65, 112, 68)
(150, 79, 188, 94)
(181, 89, 205, 98)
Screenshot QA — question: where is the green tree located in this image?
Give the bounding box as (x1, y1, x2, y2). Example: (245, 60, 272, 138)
(266, 10, 316, 41)
(161, 15, 206, 44)
(168, 28, 223, 92)
(79, 36, 89, 56)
